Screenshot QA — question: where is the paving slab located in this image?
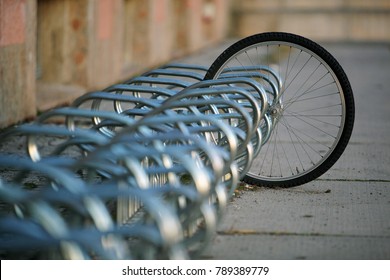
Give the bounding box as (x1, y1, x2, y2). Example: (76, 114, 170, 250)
(201, 235, 390, 260)
(200, 182, 390, 260)
(216, 182, 390, 237)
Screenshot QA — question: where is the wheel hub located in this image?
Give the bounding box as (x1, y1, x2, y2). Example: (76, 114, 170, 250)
(268, 101, 284, 122)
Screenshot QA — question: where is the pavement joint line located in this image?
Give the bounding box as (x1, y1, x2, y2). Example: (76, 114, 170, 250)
(216, 230, 390, 238)
(316, 178, 390, 183)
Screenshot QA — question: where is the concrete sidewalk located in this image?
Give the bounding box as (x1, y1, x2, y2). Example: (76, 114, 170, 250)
(177, 42, 390, 260)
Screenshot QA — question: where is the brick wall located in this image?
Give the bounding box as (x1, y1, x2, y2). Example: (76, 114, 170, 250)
(0, 0, 230, 128)
(0, 0, 36, 127)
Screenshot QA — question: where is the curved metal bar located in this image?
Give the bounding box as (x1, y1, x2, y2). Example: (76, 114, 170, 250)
(221, 65, 282, 92)
(219, 72, 279, 102)
(104, 84, 177, 98)
(123, 76, 191, 90)
(160, 63, 209, 73)
(185, 77, 269, 118)
(142, 68, 204, 81)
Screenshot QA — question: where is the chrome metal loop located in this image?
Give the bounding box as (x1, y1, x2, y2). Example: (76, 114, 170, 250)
(0, 60, 275, 259)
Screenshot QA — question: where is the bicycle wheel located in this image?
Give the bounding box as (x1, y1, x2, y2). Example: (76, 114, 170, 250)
(205, 32, 355, 187)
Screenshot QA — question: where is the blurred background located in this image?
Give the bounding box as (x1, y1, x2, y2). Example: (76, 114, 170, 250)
(1, 0, 389, 128)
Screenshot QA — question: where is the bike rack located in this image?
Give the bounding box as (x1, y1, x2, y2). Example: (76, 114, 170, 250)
(0, 62, 277, 259)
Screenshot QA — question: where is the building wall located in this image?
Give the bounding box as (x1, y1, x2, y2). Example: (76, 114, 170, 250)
(0, 0, 230, 128)
(0, 0, 36, 127)
(231, 0, 390, 42)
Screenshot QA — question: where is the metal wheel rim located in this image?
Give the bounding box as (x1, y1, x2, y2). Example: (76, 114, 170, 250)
(212, 41, 346, 182)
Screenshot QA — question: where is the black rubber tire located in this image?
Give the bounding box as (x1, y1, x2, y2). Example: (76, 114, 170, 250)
(205, 32, 355, 187)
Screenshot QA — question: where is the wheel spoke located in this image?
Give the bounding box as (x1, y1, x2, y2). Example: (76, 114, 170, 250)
(284, 91, 340, 105)
(284, 110, 340, 128)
